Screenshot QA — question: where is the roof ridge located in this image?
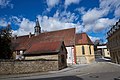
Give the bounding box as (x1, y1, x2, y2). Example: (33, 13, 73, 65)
(75, 33, 93, 45)
(42, 28, 75, 34)
(86, 34, 93, 44)
(76, 32, 86, 35)
(15, 28, 75, 38)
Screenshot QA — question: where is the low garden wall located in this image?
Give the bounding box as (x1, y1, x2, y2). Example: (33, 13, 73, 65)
(0, 60, 58, 75)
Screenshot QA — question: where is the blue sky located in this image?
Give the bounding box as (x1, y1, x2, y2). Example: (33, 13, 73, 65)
(0, 0, 120, 43)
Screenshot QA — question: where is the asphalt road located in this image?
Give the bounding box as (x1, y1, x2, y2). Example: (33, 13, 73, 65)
(0, 58, 120, 80)
(26, 62, 120, 80)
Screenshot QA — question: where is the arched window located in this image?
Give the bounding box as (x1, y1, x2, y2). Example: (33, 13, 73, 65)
(82, 46, 85, 55)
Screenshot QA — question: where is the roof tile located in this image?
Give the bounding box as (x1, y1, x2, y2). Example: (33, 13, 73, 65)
(75, 33, 93, 45)
(12, 28, 75, 51)
(25, 41, 63, 55)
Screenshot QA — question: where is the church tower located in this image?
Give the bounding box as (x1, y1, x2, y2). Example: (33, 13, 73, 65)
(34, 18, 41, 36)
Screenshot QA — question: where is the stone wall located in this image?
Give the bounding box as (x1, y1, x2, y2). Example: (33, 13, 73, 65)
(0, 60, 58, 75)
(76, 55, 95, 64)
(25, 55, 58, 60)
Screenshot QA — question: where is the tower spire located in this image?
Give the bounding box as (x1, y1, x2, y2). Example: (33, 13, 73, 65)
(34, 18, 41, 36)
(36, 18, 40, 26)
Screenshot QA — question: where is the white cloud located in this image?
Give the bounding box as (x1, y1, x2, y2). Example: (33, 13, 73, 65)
(0, 0, 13, 8)
(11, 10, 116, 37)
(99, 0, 120, 9)
(82, 8, 108, 24)
(89, 36, 100, 43)
(64, 0, 80, 8)
(45, 0, 60, 12)
(12, 14, 81, 36)
(53, 10, 79, 23)
(114, 6, 120, 18)
(0, 18, 8, 27)
(81, 0, 120, 33)
(10, 0, 120, 37)
(46, 0, 59, 8)
(99, 0, 120, 18)
(37, 15, 81, 32)
(10, 16, 22, 25)
(82, 18, 117, 33)
(94, 22, 105, 32)
(36, 11, 83, 33)
(75, 7, 86, 14)
(93, 18, 116, 32)
(83, 24, 93, 32)
(12, 18, 35, 36)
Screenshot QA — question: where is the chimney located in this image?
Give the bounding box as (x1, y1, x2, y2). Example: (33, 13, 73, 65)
(29, 32, 32, 38)
(14, 35, 17, 40)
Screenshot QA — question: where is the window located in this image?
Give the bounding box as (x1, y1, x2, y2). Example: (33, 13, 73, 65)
(61, 46, 64, 51)
(89, 46, 91, 55)
(61, 55, 65, 64)
(20, 50, 23, 55)
(82, 46, 85, 55)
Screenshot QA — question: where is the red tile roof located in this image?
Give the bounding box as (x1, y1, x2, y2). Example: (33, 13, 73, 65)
(24, 41, 64, 55)
(12, 28, 75, 51)
(75, 33, 93, 45)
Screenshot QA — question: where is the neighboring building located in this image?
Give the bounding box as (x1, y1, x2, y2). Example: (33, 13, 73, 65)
(12, 18, 76, 65)
(24, 41, 67, 70)
(75, 33, 95, 64)
(107, 19, 120, 64)
(97, 44, 110, 58)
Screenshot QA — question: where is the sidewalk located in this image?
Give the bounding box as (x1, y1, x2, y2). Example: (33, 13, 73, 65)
(1, 60, 119, 80)
(0, 64, 88, 79)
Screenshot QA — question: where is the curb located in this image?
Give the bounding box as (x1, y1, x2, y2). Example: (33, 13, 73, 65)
(108, 62, 120, 67)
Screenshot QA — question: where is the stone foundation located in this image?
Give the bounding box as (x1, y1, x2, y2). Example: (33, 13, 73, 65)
(76, 55, 95, 64)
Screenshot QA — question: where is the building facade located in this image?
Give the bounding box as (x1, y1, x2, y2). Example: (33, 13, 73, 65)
(24, 41, 67, 70)
(97, 44, 110, 58)
(107, 19, 120, 64)
(75, 33, 95, 64)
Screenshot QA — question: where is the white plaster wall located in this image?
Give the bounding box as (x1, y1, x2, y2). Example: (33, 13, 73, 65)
(66, 47, 75, 64)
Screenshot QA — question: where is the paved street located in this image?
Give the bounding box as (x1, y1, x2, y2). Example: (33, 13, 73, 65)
(0, 58, 120, 80)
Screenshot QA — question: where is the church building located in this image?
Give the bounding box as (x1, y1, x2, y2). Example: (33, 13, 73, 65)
(12, 18, 76, 65)
(12, 18, 95, 64)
